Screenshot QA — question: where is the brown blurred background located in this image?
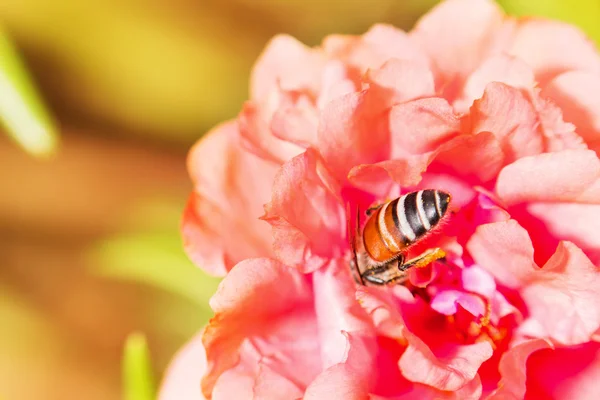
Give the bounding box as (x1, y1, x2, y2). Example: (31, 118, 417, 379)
(0, 1, 598, 399)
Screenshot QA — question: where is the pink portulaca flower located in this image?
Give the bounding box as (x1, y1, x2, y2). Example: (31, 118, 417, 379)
(160, 0, 600, 399)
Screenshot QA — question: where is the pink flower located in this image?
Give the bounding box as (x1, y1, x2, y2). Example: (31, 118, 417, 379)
(161, 0, 600, 398)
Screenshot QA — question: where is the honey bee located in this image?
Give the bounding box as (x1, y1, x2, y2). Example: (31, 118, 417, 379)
(349, 189, 452, 286)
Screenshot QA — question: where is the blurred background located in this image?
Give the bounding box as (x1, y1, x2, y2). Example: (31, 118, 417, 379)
(0, 1, 598, 399)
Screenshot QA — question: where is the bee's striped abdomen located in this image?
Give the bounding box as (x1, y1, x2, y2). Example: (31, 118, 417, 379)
(362, 189, 451, 263)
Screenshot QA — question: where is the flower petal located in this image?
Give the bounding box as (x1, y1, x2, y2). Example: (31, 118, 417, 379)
(403, 376, 483, 400)
(462, 265, 497, 299)
(468, 82, 543, 162)
(357, 287, 493, 392)
(270, 91, 319, 149)
(211, 364, 254, 400)
(432, 131, 504, 184)
(526, 342, 600, 400)
(525, 202, 600, 265)
(469, 220, 600, 345)
(507, 19, 600, 86)
(408, 260, 442, 288)
(209, 341, 305, 400)
(349, 132, 502, 200)
(201, 258, 320, 397)
(348, 154, 432, 194)
(238, 100, 304, 164)
(454, 54, 535, 112)
(487, 338, 552, 400)
(323, 24, 429, 75)
(369, 375, 482, 400)
(304, 332, 375, 400)
(355, 286, 409, 340)
(466, 220, 537, 289)
(317, 61, 358, 107)
(490, 291, 522, 325)
(250, 34, 324, 101)
(389, 97, 460, 156)
(158, 332, 207, 400)
(522, 241, 600, 345)
(253, 363, 304, 400)
(534, 92, 585, 152)
(410, 0, 505, 91)
(318, 91, 390, 183)
(364, 58, 435, 106)
(543, 71, 600, 148)
(183, 122, 277, 275)
(430, 290, 487, 317)
(262, 149, 346, 272)
(312, 259, 374, 369)
(496, 149, 600, 205)
(399, 336, 492, 392)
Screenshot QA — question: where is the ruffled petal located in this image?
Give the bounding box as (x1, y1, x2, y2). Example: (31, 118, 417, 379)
(521, 241, 600, 345)
(348, 132, 502, 198)
(364, 59, 436, 106)
(183, 122, 277, 275)
(304, 332, 375, 400)
(323, 24, 429, 76)
(262, 149, 346, 272)
(318, 91, 391, 183)
(430, 290, 487, 318)
(526, 342, 600, 399)
(369, 375, 482, 400)
(201, 258, 320, 397)
(270, 91, 320, 149)
(253, 363, 304, 399)
(398, 336, 492, 392)
(238, 100, 304, 164)
(158, 332, 207, 400)
(468, 220, 600, 345)
(432, 131, 504, 184)
(486, 338, 552, 400)
(211, 345, 304, 400)
(454, 54, 535, 112)
(496, 149, 600, 205)
(410, 0, 505, 91)
(398, 376, 483, 400)
(389, 98, 460, 156)
(355, 286, 410, 340)
(524, 202, 600, 265)
(543, 71, 600, 149)
(312, 259, 374, 369)
(506, 19, 600, 86)
(356, 287, 492, 392)
(466, 220, 537, 289)
(462, 265, 497, 299)
(468, 82, 543, 162)
(250, 34, 324, 101)
(348, 154, 433, 194)
(495, 150, 600, 265)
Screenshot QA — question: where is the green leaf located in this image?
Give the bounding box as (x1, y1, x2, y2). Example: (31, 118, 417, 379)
(0, 29, 59, 157)
(89, 231, 220, 307)
(499, 0, 600, 45)
(88, 197, 221, 307)
(122, 332, 156, 400)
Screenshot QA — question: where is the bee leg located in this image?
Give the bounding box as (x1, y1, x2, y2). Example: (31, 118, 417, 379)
(361, 254, 408, 286)
(365, 203, 383, 217)
(400, 248, 446, 271)
(349, 257, 364, 285)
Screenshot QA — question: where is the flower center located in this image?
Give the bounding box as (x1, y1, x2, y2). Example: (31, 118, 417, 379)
(444, 292, 508, 350)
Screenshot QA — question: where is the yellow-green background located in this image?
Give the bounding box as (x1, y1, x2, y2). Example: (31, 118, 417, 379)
(0, 1, 598, 399)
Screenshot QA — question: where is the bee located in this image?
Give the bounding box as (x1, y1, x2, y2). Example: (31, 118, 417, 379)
(349, 189, 452, 286)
